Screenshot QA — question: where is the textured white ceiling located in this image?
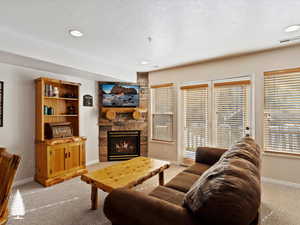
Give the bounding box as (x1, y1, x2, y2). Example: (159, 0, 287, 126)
(0, 0, 300, 80)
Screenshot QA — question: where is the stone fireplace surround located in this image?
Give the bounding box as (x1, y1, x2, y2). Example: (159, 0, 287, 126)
(98, 73, 149, 162)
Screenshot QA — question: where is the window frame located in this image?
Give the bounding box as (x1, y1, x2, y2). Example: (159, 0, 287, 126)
(212, 79, 252, 148)
(181, 83, 210, 158)
(263, 67, 300, 157)
(150, 83, 176, 142)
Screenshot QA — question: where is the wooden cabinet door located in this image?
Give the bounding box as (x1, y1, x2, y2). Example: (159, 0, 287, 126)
(66, 142, 81, 171)
(48, 145, 66, 177)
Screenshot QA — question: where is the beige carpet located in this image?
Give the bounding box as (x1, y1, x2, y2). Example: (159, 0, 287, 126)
(7, 163, 300, 225)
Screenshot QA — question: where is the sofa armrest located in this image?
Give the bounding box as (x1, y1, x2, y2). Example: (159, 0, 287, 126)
(195, 147, 227, 165)
(104, 188, 198, 225)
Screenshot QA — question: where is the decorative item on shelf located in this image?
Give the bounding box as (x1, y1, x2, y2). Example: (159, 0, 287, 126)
(63, 93, 77, 99)
(45, 122, 73, 139)
(44, 106, 54, 115)
(53, 87, 59, 97)
(49, 107, 54, 115)
(44, 105, 54, 115)
(83, 94, 93, 107)
(44, 105, 48, 115)
(45, 84, 54, 97)
(0, 81, 3, 127)
(67, 105, 76, 115)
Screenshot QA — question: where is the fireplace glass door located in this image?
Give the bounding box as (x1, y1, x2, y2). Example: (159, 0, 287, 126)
(107, 130, 140, 161)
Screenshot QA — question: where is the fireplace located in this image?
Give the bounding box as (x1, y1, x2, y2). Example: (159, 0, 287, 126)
(107, 130, 140, 161)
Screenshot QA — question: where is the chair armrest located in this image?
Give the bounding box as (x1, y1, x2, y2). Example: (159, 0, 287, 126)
(195, 147, 227, 165)
(104, 188, 199, 225)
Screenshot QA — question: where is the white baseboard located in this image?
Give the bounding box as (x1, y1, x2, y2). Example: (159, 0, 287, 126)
(262, 177, 300, 189)
(86, 160, 99, 166)
(13, 177, 34, 187)
(12, 160, 99, 187)
(13, 161, 99, 187)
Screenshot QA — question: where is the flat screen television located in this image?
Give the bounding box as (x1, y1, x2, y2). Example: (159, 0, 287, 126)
(101, 83, 140, 107)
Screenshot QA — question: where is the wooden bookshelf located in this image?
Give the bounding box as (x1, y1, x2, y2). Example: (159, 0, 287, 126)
(35, 77, 87, 187)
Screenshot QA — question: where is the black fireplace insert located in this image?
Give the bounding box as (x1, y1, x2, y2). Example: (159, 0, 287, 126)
(107, 130, 140, 161)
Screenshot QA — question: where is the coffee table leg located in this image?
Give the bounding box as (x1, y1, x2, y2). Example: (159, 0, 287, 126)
(159, 171, 164, 185)
(91, 186, 98, 210)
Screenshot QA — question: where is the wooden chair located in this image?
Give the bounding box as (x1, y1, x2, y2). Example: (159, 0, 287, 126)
(0, 148, 21, 225)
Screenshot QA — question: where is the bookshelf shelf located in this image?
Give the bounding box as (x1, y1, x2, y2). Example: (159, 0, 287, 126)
(44, 97, 79, 101)
(44, 114, 79, 117)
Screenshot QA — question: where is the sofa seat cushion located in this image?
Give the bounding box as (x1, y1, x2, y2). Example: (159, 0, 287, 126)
(165, 172, 200, 193)
(149, 186, 185, 206)
(184, 163, 210, 176)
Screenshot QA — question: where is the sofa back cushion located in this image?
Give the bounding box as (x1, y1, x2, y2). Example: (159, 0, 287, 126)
(183, 137, 260, 225)
(220, 142, 260, 168)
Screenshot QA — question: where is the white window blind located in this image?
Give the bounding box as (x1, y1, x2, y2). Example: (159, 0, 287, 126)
(214, 80, 250, 148)
(264, 70, 300, 154)
(151, 83, 175, 141)
(182, 84, 209, 159)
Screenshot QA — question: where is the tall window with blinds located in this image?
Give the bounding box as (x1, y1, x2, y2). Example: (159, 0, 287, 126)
(214, 81, 250, 148)
(264, 69, 300, 154)
(151, 83, 176, 141)
(182, 84, 209, 159)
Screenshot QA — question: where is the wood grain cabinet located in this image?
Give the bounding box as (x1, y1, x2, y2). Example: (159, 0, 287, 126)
(35, 77, 87, 187)
(48, 144, 66, 177)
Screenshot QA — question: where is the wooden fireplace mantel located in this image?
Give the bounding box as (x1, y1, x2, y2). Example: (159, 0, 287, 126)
(101, 107, 147, 120)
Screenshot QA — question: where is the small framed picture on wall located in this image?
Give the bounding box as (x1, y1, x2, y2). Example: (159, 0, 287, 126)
(0, 81, 3, 127)
(83, 94, 93, 107)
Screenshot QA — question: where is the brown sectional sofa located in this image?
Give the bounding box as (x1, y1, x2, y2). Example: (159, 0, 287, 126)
(104, 137, 261, 225)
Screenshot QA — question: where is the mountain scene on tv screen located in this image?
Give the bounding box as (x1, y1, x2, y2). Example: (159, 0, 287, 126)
(102, 84, 139, 107)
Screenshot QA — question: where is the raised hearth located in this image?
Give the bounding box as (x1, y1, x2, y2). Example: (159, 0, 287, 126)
(108, 130, 140, 161)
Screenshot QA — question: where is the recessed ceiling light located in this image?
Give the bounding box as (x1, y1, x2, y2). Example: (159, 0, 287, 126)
(285, 25, 300, 33)
(140, 61, 149, 65)
(69, 29, 83, 37)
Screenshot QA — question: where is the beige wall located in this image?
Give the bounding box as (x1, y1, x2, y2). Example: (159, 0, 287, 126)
(149, 44, 300, 184)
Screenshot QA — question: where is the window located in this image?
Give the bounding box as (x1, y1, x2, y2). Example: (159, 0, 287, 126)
(181, 78, 251, 159)
(264, 68, 300, 154)
(151, 83, 176, 141)
(214, 80, 250, 148)
(182, 84, 209, 158)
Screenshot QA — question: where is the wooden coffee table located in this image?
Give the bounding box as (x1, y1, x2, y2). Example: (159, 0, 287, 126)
(81, 156, 170, 210)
